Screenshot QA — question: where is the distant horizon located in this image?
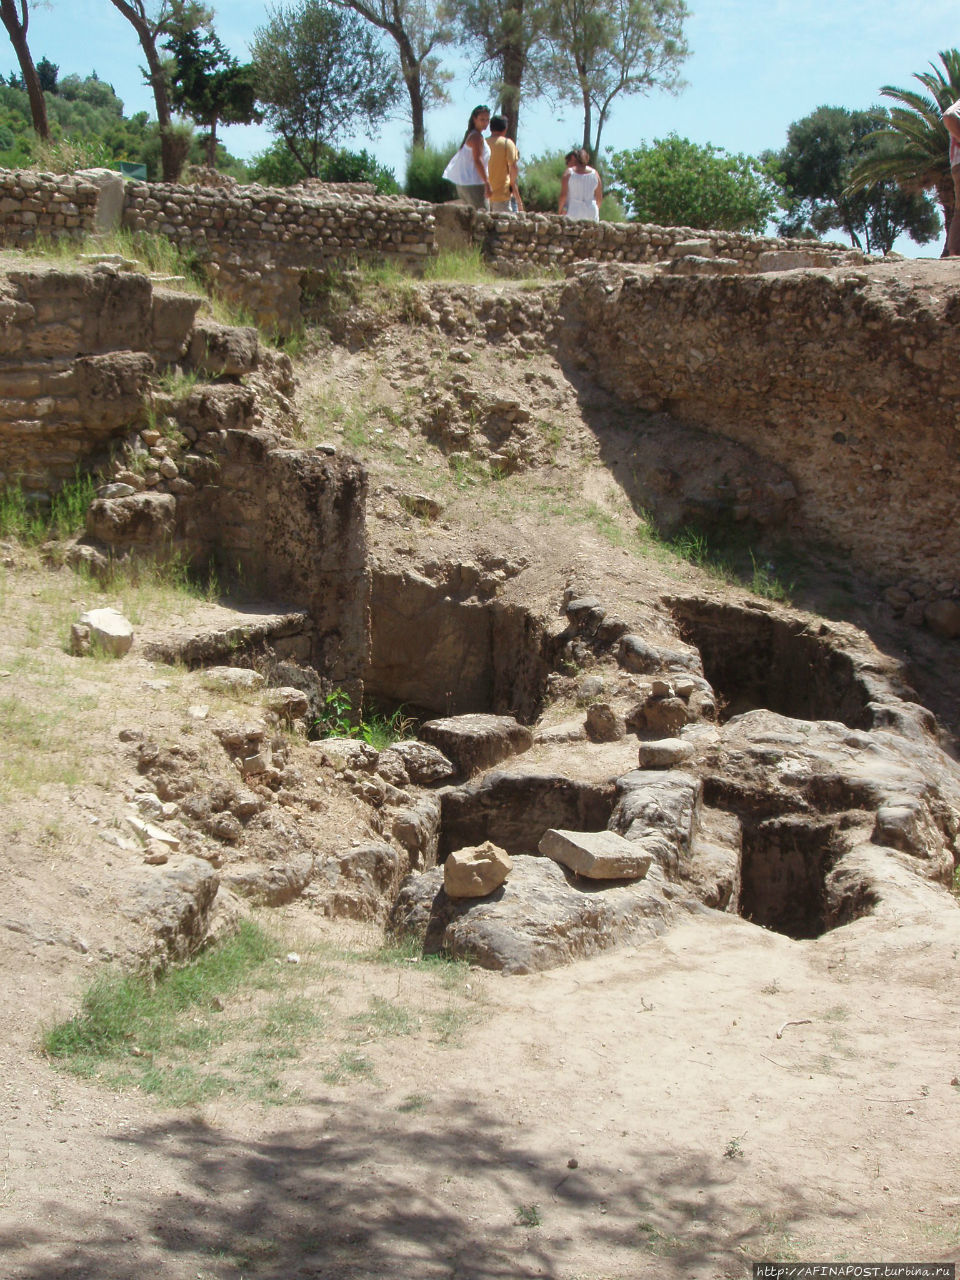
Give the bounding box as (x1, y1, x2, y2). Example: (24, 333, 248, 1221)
(12, 0, 960, 256)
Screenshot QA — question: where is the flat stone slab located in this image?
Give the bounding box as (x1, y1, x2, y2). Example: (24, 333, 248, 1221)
(539, 828, 651, 880)
(637, 737, 694, 769)
(77, 606, 134, 657)
(390, 854, 672, 975)
(419, 714, 533, 777)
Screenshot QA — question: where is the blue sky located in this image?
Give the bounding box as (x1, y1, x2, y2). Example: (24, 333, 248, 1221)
(16, 0, 960, 253)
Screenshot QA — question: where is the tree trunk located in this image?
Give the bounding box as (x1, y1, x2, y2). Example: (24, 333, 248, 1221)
(0, 0, 48, 139)
(397, 30, 426, 148)
(109, 0, 188, 182)
(205, 119, 218, 167)
(499, 0, 525, 142)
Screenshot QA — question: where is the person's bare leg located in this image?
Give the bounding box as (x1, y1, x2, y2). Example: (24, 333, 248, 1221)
(949, 166, 960, 255)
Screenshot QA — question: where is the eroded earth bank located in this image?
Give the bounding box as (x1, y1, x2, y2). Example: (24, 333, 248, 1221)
(1, 249, 959, 1279)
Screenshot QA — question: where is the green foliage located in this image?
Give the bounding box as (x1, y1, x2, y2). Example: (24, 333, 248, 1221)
(404, 139, 457, 201)
(519, 149, 566, 212)
(845, 49, 960, 239)
(776, 105, 940, 253)
(0, 70, 246, 178)
(515, 1203, 542, 1228)
(251, 0, 400, 177)
(44, 921, 278, 1069)
(312, 687, 416, 746)
(609, 133, 781, 232)
(164, 24, 260, 165)
(539, 0, 689, 156)
(0, 471, 97, 543)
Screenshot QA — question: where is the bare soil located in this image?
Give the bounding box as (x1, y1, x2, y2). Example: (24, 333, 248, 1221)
(2, 265, 960, 1279)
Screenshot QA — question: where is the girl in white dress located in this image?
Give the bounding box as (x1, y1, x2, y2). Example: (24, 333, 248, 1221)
(442, 105, 492, 209)
(559, 149, 602, 222)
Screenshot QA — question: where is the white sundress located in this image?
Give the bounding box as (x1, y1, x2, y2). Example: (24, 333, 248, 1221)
(565, 169, 600, 221)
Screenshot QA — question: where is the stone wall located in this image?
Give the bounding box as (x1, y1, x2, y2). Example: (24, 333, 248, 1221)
(0, 264, 198, 489)
(558, 261, 960, 595)
(0, 169, 100, 243)
(0, 259, 369, 685)
(0, 168, 867, 333)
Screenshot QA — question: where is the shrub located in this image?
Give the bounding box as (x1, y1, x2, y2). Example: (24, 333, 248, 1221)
(404, 140, 457, 203)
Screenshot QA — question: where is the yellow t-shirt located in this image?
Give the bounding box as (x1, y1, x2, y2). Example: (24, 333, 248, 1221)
(488, 136, 518, 201)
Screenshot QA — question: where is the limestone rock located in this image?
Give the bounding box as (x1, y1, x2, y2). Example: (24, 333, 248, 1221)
(539, 828, 652, 880)
(388, 739, 456, 785)
(629, 694, 689, 737)
(262, 685, 310, 720)
(611, 769, 702, 878)
(390, 854, 672, 974)
(122, 856, 221, 961)
(419, 713, 533, 777)
(75, 607, 134, 657)
(585, 702, 625, 742)
(200, 666, 265, 693)
(316, 737, 378, 773)
(224, 855, 314, 906)
(924, 599, 960, 639)
(444, 841, 512, 898)
(619, 634, 700, 675)
(638, 737, 694, 769)
(392, 794, 441, 869)
(85, 492, 176, 548)
(188, 317, 259, 376)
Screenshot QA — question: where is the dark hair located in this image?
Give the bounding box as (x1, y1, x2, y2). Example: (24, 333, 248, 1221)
(489, 114, 507, 133)
(462, 104, 490, 144)
(567, 147, 589, 167)
(564, 151, 579, 165)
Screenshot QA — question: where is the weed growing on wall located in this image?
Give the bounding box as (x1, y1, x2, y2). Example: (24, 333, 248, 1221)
(0, 471, 98, 543)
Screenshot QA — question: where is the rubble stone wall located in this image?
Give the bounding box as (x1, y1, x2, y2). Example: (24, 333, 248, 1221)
(559, 262, 960, 593)
(0, 169, 100, 243)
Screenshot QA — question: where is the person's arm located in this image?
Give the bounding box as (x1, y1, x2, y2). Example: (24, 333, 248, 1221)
(945, 105, 960, 146)
(559, 169, 569, 214)
(594, 169, 603, 211)
(467, 131, 492, 196)
(509, 156, 524, 211)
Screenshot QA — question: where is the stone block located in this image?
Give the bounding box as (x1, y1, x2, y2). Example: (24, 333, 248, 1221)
(539, 828, 652, 880)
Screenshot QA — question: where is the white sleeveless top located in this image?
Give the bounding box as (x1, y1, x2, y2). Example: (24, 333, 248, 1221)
(566, 168, 600, 221)
(443, 135, 490, 186)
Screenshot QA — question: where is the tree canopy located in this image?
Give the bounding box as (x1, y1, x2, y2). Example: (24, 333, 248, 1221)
(165, 24, 259, 165)
(542, 0, 688, 157)
(334, 0, 453, 148)
(776, 105, 939, 254)
(251, 0, 400, 178)
(845, 49, 960, 255)
(609, 134, 779, 233)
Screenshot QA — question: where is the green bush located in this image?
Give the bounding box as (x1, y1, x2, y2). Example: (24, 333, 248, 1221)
(404, 140, 457, 203)
(249, 138, 398, 192)
(519, 149, 567, 213)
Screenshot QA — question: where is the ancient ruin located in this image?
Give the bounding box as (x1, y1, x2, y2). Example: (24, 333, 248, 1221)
(2, 171, 959, 1277)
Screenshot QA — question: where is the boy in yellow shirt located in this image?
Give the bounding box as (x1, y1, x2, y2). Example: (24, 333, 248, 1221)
(487, 115, 524, 214)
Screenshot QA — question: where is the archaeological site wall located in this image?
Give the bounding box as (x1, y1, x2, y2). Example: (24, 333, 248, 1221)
(0, 259, 368, 686)
(558, 263, 960, 598)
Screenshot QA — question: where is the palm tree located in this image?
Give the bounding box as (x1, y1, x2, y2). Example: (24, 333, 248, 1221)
(846, 48, 960, 255)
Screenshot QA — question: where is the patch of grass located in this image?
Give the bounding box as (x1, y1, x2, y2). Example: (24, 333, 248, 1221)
(349, 996, 413, 1039)
(43, 921, 282, 1104)
(397, 1092, 430, 1113)
(423, 246, 495, 284)
(311, 688, 417, 747)
(0, 695, 84, 797)
(0, 471, 98, 543)
(323, 1049, 375, 1084)
(723, 1133, 746, 1160)
(154, 367, 202, 399)
(515, 1203, 542, 1228)
(635, 1221, 685, 1256)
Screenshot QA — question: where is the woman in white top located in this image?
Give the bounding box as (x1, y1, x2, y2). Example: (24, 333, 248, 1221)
(442, 105, 492, 209)
(559, 148, 602, 222)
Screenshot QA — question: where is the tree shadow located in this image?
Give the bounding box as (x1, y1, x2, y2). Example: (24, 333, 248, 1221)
(5, 1091, 855, 1279)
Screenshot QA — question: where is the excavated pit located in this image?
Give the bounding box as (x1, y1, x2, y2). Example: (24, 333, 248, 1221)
(669, 598, 874, 727)
(737, 816, 852, 940)
(363, 568, 559, 722)
(437, 773, 617, 861)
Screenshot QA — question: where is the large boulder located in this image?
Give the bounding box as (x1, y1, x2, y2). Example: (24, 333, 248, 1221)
(390, 854, 673, 974)
(419, 713, 533, 777)
(443, 841, 512, 898)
